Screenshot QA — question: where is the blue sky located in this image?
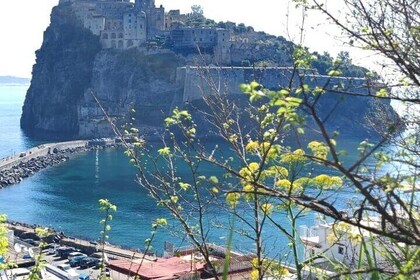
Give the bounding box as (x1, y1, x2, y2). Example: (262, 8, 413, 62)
(0, 0, 369, 77)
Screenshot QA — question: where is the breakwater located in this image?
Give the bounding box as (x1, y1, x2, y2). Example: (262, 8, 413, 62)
(0, 139, 117, 188)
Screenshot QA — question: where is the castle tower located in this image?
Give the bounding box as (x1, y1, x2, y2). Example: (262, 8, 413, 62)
(135, 0, 155, 10)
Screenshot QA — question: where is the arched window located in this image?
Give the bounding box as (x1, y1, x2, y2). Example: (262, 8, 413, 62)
(111, 33, 116, 39)
(118, 40, 124, 49)
(102, 33, 108, 39)
(118, 33, 123, 39)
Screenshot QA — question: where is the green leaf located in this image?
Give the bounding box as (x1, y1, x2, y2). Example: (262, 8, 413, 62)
(179, 182, 191, 191)
(328, 70, 342, 77)
(375, 88, 389, 97)
(209, 176, 219, 184)
(158, 147, 171, 156)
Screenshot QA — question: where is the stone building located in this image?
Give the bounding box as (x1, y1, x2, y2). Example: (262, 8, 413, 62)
(213, 29, 231, 64)
(169, 27, 231, 64)
(64, 0, 231, 56)
(122, 11, 147, 47)
(165, 10, 188, 30)
(132, 0, 165, 39)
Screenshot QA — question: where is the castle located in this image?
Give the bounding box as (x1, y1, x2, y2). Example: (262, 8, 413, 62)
(59, 0, 231, 64)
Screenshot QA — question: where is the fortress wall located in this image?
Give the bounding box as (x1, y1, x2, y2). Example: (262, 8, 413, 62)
(179, 67, 297, 102)
(178, 66, 368, 102)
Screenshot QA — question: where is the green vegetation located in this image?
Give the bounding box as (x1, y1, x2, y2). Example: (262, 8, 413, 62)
(98, 199, 116, 279)
(115, 1, 419, 279)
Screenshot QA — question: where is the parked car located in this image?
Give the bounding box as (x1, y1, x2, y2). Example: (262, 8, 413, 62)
(45, 264, 79, 280)
(57, 264, 78, 274)
(78, 273, 90, 280)
(22, 238, 39, 246)
(57, 247, 77, 259)
(69, 255, 88, 267)
(54, 246, 67, 257)
(67, 252, 86, 260)
(79, 257, 100, 269)
(47, 244, 60, 255)
(57, 264, 79, 280)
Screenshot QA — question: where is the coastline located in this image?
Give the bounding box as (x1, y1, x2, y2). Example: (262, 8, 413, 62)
(0, 138, 119, 189)
(6, 220, 156, 261)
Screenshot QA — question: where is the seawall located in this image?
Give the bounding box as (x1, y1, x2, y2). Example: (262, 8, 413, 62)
(0, 139, 116, 188)
(0, 140, 88, 172)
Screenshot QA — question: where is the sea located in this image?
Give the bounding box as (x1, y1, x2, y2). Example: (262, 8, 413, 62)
(0, 84, 376, 256)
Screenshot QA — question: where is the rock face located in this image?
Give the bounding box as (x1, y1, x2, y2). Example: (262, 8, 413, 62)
(78, 49, 185, 138)
(21, 4, 102, 139)
(21, 4, 184, 139)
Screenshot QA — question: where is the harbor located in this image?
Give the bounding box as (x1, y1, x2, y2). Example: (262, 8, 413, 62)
(3, 221, 301, 280)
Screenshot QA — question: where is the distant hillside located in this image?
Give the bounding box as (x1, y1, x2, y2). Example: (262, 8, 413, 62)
(0, 76, 30, 85)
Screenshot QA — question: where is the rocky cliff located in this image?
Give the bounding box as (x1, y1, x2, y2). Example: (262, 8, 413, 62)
(21, 4, 101, 139)
(78, 49, 185, 138)
(21, 3, 185, 139)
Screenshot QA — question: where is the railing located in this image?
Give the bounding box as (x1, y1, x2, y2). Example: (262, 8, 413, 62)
(300, 225, 318, 238)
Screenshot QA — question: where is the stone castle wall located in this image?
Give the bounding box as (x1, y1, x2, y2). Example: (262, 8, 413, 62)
(177, 66, 295, 102)
(177, 66, 368, 102)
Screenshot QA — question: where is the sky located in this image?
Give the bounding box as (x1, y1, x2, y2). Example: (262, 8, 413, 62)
(0, 0, 373, 78)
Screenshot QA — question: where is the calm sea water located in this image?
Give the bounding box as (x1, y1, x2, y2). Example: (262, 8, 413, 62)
(0, 85, 363, 255)
(0, 85, 42, 158)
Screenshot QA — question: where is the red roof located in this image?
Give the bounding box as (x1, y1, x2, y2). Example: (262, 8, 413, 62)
(108, 257, 204, 280)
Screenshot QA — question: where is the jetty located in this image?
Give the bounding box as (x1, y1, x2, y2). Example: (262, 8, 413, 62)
(0, 139, 117, 188)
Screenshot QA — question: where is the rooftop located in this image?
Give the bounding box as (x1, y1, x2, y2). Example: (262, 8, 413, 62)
(108, 257, 204, 280)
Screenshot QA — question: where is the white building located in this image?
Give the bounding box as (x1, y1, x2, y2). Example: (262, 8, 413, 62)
(300, 215, 401, 271)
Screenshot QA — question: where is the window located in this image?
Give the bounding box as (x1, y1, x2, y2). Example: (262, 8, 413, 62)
(311, 249, 315, 256)
(338, 246, 344, 255)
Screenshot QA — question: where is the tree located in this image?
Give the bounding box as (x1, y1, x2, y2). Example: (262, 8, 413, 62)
(191, 5, 204, 16)
(188, 5, 205, 27)
(310, 0, 420, 87)
(101, 1, 419, 279)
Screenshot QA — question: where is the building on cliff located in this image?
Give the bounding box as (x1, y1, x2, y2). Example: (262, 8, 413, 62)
(58, 0, 232, 64)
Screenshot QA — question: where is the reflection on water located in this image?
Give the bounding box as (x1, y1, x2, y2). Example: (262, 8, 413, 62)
(0, 85, 43, 158)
